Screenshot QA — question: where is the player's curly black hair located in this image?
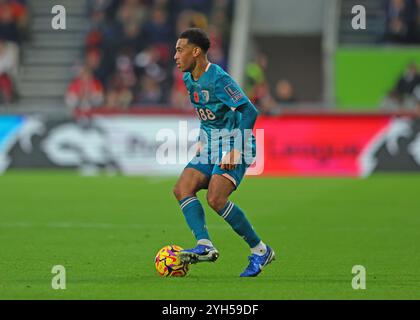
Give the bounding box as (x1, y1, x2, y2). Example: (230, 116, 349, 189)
(179, 28, 211, 53)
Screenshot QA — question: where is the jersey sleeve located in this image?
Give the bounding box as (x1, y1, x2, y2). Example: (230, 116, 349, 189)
(214, 72, 249, 110)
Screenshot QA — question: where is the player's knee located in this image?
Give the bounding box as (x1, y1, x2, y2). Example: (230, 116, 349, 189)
(173, 184, 195, 202)
(173, 184, 183, 201)
(206, 193, 226, 212)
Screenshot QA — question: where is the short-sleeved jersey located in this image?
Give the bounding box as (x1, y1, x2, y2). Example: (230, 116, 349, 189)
(183, 63, 256, 160)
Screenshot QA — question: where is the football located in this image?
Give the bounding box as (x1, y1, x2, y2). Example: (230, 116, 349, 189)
(155, 245, 189, 277)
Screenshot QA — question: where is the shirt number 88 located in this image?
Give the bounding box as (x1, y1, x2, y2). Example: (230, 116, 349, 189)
(196, 108, 216, 121)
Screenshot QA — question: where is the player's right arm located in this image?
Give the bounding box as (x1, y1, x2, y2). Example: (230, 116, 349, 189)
(182, 72, 207, 156)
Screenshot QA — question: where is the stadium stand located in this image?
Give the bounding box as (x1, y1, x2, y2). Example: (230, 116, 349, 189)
(0, 0, 419, 116)
(0, 0, 29, 104)
(14, 0, 88, 110)
(66, 0, 234, 111)
(338, 0, 420, 45)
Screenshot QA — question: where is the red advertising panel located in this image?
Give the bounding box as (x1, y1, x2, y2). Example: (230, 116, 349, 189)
(255, 115, 392, 177)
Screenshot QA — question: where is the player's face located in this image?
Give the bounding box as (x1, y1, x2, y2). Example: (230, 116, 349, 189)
(174, 39, 198, 73)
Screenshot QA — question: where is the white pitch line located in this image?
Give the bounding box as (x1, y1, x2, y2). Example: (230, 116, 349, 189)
(0, 222, 232, 230)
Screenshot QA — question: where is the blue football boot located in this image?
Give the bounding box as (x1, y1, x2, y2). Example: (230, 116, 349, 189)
(240, 245, 275, 277)
(178, 244, 219, 264)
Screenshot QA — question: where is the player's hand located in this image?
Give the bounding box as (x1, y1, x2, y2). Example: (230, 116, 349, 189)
(195, 141, 204, 156)
(219, 149, 241, 171)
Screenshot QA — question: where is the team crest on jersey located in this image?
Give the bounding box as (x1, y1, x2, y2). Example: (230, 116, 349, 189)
(201, 90, 210, 103)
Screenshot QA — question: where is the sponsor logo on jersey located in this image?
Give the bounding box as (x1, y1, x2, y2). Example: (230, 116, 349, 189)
(224, 83, 243, 103)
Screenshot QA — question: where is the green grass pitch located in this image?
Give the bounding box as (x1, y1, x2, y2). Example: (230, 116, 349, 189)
(0, 170, 419, 299)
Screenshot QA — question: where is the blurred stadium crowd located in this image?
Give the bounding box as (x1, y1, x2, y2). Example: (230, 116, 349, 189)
(65, 0, 234, 110)
(384, 0, 420, 44)
(1, 0, 420, 113)
(0, 0, 28, 104)
(381, 62, 420, 113)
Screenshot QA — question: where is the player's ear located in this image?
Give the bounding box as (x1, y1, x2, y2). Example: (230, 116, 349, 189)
(192, 47, 201, 58)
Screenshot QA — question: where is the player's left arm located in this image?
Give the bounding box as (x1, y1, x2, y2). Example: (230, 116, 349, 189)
(236, 102, 259, 135)
(219, 102, 259, 170)
(215, 73, 260, 170)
